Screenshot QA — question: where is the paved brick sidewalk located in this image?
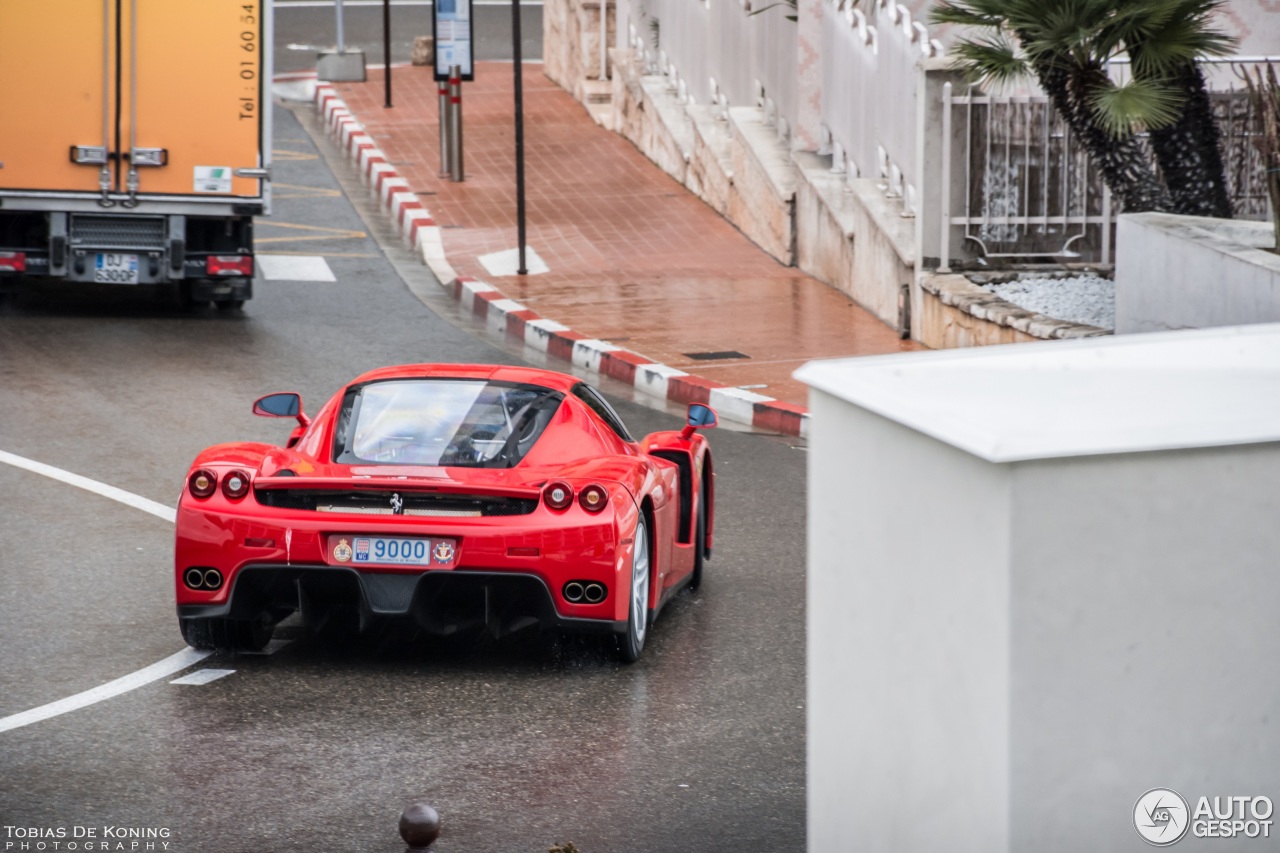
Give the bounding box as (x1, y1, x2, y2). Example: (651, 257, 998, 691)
(328, 63, 919, 421)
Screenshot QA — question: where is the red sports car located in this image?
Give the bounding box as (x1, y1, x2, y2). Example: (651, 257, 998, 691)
(174, 364, 717, 662)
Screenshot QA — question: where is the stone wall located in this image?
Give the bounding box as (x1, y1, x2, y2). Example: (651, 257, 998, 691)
(917, 274, 1110, 349)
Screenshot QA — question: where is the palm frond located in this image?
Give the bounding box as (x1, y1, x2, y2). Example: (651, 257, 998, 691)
(928, 0, 1006, 29)
(949, 36, 1031, 87)
(1089, 77, 1183, 137)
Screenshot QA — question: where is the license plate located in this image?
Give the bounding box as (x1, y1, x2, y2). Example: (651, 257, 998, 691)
(95, 253, 139, 284)
(328, 535, 457, 567)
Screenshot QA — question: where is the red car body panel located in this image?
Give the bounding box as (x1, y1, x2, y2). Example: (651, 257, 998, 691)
(174, 364, 715, 642)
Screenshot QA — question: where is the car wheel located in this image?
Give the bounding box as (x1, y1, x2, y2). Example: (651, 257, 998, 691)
(689, 480, 707, 591)
(616, 516, 651, 663)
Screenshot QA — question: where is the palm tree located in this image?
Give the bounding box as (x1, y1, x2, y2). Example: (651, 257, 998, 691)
(930, 0, 1236, 217)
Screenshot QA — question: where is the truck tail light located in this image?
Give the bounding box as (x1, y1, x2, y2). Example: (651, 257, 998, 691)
(0, 252, 26, 273)
(207, 255, 253, 276)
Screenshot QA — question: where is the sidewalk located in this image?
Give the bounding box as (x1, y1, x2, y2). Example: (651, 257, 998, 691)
(319, 63, 921, 435)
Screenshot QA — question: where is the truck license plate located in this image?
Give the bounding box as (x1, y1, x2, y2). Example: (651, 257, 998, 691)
(94, 253, 139, 284)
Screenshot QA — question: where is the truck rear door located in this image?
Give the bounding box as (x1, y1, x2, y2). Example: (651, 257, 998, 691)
(0, 0, 269, 208)
(0, 1, 113, 195)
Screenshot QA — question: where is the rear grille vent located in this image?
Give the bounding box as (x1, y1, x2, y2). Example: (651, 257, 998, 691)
(71, 215, 166, 250)
(255, 489, 538, 517)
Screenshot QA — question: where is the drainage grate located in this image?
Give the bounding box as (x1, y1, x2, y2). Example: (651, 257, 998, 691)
(684, 351, 750, 361)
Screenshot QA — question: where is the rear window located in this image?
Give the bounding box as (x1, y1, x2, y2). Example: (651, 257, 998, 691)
(333, 379, 563, 468)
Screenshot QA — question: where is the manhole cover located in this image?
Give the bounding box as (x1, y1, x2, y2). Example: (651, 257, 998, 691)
(684, 351, 750, 361)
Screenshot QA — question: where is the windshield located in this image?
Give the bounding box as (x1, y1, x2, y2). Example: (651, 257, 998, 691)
(333, 379, 563, 467)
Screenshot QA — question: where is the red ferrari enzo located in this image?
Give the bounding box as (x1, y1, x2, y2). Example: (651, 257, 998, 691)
(174, 364, 717, 662)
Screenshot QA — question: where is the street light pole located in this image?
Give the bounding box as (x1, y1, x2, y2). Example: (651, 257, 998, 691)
(511, 0, 528, 275)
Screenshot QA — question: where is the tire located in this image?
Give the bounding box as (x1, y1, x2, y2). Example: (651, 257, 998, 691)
(689, 480, 707, 591)
(179, 614, 274, 653)
(616, 516, 651, 663)
(214, 299, 245, 312)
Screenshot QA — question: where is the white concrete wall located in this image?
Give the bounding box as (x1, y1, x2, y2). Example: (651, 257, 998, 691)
(807, 389, 1011, 853)
(1009, 446, 1280, 852)
(1115, 213, 1280, 334)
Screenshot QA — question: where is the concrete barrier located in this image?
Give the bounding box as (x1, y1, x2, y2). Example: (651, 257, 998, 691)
(796, 323, 1280, 853)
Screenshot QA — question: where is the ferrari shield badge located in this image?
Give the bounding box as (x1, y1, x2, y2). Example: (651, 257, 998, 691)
(333, 538, 353, 563)
(433, 540, 456, 564)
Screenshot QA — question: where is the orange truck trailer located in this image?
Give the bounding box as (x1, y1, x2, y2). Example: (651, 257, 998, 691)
(0, 0, 272, 309)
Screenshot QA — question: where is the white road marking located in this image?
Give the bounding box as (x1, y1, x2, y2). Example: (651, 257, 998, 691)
(0, 449, 176, 523)
(478, 246, 549, 277)
(0, 451, 209, 731)
(0, 649, 211, 734)
(258, 253, 337, 281)
(170, 669, 236, 686)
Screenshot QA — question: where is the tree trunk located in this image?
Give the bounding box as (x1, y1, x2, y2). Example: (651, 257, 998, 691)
(1145, 62, 1234, 219)
(1029, 53, 1173, 213)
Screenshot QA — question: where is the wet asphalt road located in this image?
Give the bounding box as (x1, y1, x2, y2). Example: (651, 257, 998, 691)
(0, 95, 807, 851)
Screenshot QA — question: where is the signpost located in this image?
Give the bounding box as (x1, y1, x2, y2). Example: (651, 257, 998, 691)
(432, 0, 475, 82)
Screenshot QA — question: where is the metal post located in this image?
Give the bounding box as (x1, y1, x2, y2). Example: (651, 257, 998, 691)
(335, 0, 346, 52)
(512, 0, 528, 274)
(438, 81, 451, 178)
(938, 81, 953, 273)
(599, 0, 608, 81)
(383, 0, 392, 108)
(448, 65, 464, 182)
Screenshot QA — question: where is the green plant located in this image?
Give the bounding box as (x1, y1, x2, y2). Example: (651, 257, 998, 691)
(930, 0, 1237, 216)
(1241, 63, 1280, 249)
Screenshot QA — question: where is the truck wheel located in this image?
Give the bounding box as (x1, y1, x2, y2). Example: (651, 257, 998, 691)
(214, 299, 245, 312)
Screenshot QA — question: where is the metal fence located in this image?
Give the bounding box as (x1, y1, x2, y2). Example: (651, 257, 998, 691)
(938, 58, 1278, 266)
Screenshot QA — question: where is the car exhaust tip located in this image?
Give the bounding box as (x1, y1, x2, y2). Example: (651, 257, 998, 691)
(583, 583, 606, 603)
(185, 567, 223, 591)
(563, 582, 585, 603)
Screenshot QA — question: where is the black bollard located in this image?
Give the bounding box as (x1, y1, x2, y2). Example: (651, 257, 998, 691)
(399, 802, 441, 852)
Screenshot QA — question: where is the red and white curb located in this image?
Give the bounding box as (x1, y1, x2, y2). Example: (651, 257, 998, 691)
(314, 83, 809, 438)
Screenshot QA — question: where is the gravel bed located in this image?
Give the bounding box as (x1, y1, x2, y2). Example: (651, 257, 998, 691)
(982, 274, 1115, 330)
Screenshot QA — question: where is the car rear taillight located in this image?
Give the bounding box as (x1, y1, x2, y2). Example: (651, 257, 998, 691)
(207, 255, 253, 276)
(579, 484, 608, 513)
(221, 469, 251, 500)
(188, 469, 218, 499)
(0, 252, 26, 273)
(544, 482, 573, 511)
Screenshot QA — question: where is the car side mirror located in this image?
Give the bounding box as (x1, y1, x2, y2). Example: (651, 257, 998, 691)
(680, 403, 719, 439)
(253, 392, 310, 428)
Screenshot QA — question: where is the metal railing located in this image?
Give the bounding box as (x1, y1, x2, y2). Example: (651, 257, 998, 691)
(820, 0, 943, 215)
(936, 57, 1278, 267)
(625, 0, 799, 139)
